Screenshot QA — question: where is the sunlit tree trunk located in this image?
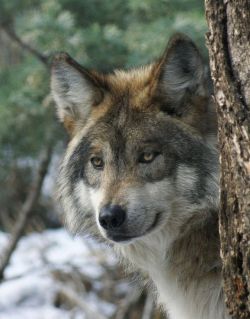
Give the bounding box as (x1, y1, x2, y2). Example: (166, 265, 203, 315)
(205, 1, 250, 317)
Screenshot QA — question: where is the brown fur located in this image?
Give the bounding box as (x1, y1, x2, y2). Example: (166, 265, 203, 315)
(56, 57, 215, 140)
(51, 34, 229, 319)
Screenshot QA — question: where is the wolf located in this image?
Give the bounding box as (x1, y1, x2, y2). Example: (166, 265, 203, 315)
(51, 34, 231, 319)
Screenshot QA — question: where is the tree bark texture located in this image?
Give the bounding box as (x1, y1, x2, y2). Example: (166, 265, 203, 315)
(205, 1, 250, 318)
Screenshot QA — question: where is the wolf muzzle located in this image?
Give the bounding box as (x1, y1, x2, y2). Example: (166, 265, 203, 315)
(99, 204, 126, 230)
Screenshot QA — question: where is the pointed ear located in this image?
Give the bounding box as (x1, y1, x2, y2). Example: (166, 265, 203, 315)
(157, 34, 209, 114)
(51, 53, 103, 134)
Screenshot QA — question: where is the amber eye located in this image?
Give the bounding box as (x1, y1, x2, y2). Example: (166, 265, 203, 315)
(90, 156, 104, 170)
(139, 151, 159, 164)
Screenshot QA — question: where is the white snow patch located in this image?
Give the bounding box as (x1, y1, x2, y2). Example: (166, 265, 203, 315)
(0, 228, 120, 319)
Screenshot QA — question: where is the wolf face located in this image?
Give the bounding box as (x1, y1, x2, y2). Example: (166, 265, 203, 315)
(51, 34, 218, 245)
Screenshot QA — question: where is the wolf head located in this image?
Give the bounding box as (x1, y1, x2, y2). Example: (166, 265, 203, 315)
(51, 34, 219, 244)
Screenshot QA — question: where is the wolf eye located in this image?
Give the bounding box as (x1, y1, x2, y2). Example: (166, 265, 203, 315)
(90, 156, 104, 170)
(139, 151, 159, 164)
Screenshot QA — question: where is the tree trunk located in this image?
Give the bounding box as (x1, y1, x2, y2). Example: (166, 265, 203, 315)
(205, 1, 250, 318)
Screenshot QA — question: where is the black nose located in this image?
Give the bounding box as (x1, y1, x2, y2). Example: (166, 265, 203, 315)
(99, 205, 126, 230)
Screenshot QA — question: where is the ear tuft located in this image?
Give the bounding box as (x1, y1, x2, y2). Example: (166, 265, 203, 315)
(158, 34, 208, 110)
(51, 53, 100, 134)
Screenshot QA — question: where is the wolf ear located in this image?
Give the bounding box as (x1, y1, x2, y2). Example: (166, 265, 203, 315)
(51, 53, 103, 134)
(157, 34, 208, 113)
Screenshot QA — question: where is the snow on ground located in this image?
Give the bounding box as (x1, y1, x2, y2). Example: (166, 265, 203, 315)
(0, 229, 129, 319)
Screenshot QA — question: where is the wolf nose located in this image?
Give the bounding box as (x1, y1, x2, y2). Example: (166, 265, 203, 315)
(99, 205, 126, 230)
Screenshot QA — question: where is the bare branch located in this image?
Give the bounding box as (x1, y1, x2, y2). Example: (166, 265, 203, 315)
(0, 17, 56, 279)
(0, 139, 53, 280)
(56, 285, 107, 319)
(0, 24, 50, 67)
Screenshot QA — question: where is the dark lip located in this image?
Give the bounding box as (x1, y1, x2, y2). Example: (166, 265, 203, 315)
(108, 234, 136, 242)
(106, 212, 162, 243)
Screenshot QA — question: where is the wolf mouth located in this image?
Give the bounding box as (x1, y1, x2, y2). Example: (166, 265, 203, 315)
(107, 212, 162, 243)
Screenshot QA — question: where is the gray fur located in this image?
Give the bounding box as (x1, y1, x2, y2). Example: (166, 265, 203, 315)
(52, 34, 231, 319)
(51, 53, 98, 124)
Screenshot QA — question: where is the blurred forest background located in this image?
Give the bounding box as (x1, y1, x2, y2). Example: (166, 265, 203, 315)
(0, 1, 207, 318)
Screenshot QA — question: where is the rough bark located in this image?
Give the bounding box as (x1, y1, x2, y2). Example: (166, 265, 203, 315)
(205, 1, 250, 318)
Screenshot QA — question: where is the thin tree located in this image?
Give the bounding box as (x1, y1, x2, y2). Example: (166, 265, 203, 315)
(0, 23, 53, 280)
(205, 1, 250, 318)
(0, 142, 53, 280)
